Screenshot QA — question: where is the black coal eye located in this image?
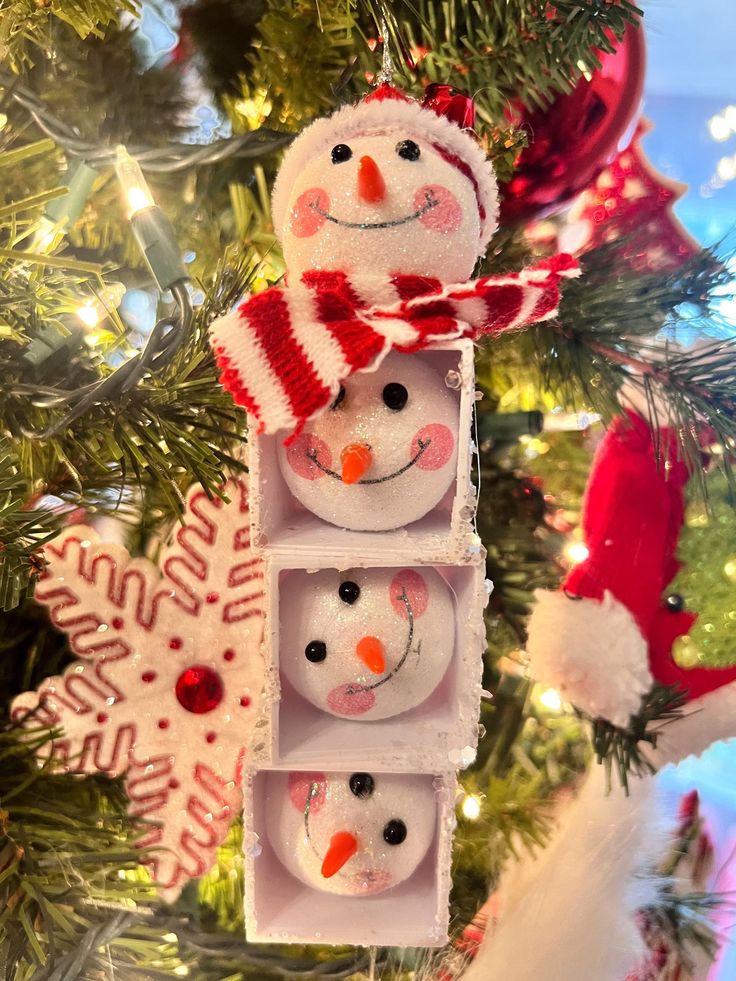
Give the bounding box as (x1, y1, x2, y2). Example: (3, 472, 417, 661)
(396, 139, 421, 161)
(331, 144, 352, 164)
(349, 772, 375, 798)
(382, 383, 408, 411)
(331, 385, 346, 410)
(305, 640, 327, 662)
(339, 581, 360, 605)
(383, 819, 407, 845)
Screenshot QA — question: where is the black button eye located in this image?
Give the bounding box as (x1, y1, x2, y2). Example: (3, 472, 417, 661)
(396, 140, 421, 161)
(305, 640, 327, 662)
(383, 819, 407, 845)
(349, 772, 375, 798)
(331, 385, 346, 410)
(331, 144, 353, 164)
(339, 581, 360, 605)
(382, 383, 408, 411)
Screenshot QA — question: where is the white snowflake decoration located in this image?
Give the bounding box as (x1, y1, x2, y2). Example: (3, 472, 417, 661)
(12, 476, 265, 901)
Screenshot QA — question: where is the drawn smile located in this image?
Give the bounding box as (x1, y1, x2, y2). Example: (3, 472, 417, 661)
(309, 189, 438, 230)
(306, 438, 430, 484)
(346, 588, 419, 695)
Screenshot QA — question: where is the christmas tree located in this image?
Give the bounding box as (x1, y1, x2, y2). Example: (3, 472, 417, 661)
(2, 2, 735, 978)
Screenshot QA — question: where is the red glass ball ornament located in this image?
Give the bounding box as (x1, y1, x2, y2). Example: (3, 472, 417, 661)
(175, 665, 224, 714)
(499, 22, 646, 224)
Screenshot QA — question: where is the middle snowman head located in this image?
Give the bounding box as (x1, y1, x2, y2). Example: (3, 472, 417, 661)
(278, 351, 460, 531)
(281, 565, 454, 720)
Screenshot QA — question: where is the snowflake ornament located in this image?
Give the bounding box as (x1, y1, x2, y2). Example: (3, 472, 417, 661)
(12, 476, 265, 901)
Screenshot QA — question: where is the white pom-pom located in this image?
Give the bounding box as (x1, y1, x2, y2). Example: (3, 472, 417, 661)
(526, 590, 652, 728)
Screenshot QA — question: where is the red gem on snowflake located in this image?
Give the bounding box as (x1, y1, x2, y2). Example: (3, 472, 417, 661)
(11, 476, 265, 901)
(175, 665, 224, 713)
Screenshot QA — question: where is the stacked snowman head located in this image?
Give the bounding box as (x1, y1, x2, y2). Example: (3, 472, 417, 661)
(281, 565, 454, 720)
(271, 84, 497, 531)
(266, 770, 437, 896)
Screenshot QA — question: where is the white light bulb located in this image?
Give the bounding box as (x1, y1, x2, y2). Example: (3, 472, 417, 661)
(115, 145, 155, 218)
(564, 542, 590, 565)
(538, 688, 563, 712)
(77, 303, 100, 329)
(461, 794, 482, 821)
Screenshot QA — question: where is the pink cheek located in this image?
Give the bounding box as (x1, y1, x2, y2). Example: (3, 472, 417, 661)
(326, 684, 376, 716)
(412, 424, 455, 471)
(288, 771, 327, 813)
(414, 184, 462, 233)
(390, 570, 429, 619)
(286, 433, 331, 480)
(290, 188, 330, 238)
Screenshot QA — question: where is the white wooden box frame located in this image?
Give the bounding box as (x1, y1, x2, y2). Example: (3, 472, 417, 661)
(243, 767, 456, 947)
(248, 341, 480, 566)
(250, 554, 489, 772)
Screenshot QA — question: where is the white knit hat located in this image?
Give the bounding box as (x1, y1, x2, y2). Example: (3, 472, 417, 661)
(272, 84, 499, 252)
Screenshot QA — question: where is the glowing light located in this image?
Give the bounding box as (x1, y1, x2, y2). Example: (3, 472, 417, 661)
(539, 688, 563, 712)
(174, 967, 189, 977)
(127, 186, 154, 215)
(461, 794, 482, 821)
(77, 303, 100, 329)
(564, 542, 590, 565)
(576, 59, 592, 82)
(709, 115, 732, 142)
(163, 932, 178, 943)
(115, 145, 155, 217)
(716, 155, 736, 182)
(75, 283, 126, 333)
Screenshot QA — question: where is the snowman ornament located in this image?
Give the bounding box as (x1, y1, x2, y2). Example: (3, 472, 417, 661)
(210, 83, 578, 532)
(281, 566, 454, 719)
(266, 770, 437, 896)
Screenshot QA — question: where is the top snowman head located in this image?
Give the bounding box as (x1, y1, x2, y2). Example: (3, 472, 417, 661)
(272, 84, 499, 283)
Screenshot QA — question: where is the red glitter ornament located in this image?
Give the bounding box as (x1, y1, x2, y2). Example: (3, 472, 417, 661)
(500, 21, 646, 223)
(175, 665, 224, 714)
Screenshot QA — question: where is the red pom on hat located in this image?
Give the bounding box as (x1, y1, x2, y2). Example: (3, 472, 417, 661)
(363, 83, 412, 104)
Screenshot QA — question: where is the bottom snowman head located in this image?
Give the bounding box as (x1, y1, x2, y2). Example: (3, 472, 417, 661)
(266, 770, 437, 896)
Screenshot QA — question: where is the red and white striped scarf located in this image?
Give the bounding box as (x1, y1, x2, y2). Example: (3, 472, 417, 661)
(210, 253, 579, 439)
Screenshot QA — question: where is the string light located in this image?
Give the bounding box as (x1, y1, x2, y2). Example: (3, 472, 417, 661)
(114, 146, 187, 291)
(460, 794, 482, 821)
(115, 146, 156, 219)
(538, 688, 563, 712)
(75, 282, 126, 332)
(564, 542, 590, 565)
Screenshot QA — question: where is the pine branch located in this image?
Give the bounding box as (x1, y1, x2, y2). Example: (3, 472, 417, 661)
(0, 0, 137, 72)
(0, 445, 60, 612)
(519, 244, 736, 491)
(364, 0, 642, 119)
(4, 248, 260, 519)
(585, 684, 688, 794)
(0, 720, 168, 979)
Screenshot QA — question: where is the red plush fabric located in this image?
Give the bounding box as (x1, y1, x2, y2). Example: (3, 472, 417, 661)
(564, 410, 736, 700)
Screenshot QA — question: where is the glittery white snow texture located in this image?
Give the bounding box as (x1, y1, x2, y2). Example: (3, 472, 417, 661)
(277, 353, 460, 531)
(280, 566, 454, 720)
(11, 477, 265, 901)
(279, 131, 483, 282)
(265, 769, 437, 896)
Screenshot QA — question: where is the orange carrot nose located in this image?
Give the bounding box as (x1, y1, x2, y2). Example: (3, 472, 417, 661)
(341, 443, 372, 484)
(357, 155, 386, 203)
(321, 830, 359, 878)
(357, 635, 385, 674)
